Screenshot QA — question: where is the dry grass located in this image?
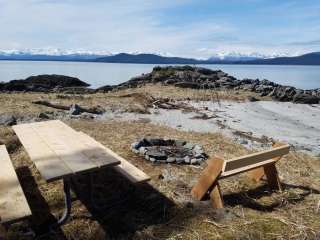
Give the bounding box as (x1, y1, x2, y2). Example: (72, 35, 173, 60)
(1, 118, 320, 240)
(0, 85, 269, 116)
(111, 84, 270, 102)
(0, 87, 318, 239)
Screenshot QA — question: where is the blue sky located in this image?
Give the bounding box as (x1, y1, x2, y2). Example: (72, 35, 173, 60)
(0, 0, 319, 58)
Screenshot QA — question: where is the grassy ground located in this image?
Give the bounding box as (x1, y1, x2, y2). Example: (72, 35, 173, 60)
(0, 84, 269, 116)
(0, 86, 319, 240)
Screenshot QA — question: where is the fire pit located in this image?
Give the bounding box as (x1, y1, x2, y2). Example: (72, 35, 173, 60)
(131, 138, 207, 164)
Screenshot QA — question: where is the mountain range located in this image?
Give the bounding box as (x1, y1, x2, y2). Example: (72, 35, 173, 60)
(0, 50, 320, 65)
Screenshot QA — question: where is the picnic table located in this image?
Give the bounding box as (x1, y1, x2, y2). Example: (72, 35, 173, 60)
(12, 120, 146, 227)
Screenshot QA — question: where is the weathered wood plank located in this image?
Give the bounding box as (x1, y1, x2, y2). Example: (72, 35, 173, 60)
(191, 157, 224, 200)
(221, 144, 290, 177)
(31, 121, 99, 174)
(0, 145, 31, 224)
(77, 131, 150, 183)
(48, 121, 120, 169)
(13, 124, 73, 182)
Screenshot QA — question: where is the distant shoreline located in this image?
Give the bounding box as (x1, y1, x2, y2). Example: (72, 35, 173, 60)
(1, 59, 320, 66)
(0, 52, 320, 65)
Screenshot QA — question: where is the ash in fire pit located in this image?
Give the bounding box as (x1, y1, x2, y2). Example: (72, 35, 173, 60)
(131, 138, 208, 164)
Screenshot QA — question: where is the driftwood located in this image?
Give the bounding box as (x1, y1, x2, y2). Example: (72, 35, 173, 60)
(32, 100, 69, 110)
(32, 100, 105, 115)
(191, 112, 218, 120)
(233, 130, 271, 143)
(118, 92, 195, 111)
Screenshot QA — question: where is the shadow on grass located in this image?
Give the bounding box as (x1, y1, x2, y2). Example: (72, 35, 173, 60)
(223, 182, 320, 212)
(71, 168, 176, 240)
(16, 166, 67, 240)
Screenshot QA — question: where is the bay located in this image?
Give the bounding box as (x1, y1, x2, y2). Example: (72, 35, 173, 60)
(0, 60, 319, 89)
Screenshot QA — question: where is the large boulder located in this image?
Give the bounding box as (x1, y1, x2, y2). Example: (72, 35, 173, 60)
(270, 86, 297, 102)
(293, 94, 320, 104)
(1, 74, 90, 92)
(254, 85, 274, 96)
(0, 113, 17, 126)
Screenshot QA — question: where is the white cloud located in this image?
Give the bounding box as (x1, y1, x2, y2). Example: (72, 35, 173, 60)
(0, 0, 233, 57)
(0, 0, 319, 58)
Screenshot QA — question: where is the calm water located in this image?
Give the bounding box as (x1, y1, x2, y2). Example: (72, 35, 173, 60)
(0, 61, 319, 89)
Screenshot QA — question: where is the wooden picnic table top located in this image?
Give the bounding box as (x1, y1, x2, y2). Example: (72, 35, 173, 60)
(13, 120, 120, 182)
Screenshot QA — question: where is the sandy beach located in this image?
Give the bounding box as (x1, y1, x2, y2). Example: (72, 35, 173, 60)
(102, 100, 320, 155)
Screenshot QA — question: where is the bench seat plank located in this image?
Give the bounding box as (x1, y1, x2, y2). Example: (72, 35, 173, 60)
(221, 144, 290, 177)
(76, 132, 151, 183)
(0, 145, 31, 224)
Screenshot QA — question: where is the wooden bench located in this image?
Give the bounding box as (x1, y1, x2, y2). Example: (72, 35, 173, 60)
(0, 145, 31, 225)
(191, 142, 290, 208)
(76, 131, 150, 183)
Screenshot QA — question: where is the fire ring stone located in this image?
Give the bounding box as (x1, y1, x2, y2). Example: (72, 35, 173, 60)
(131, 138, 208, 164)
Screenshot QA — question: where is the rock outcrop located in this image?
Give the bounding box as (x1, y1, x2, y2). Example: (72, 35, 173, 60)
(104, 66, 320, 104)
(0, 74, 90, 92)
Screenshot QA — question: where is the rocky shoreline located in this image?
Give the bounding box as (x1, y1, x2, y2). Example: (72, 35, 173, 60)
(107, 66, 320, 104)
(1, 66, 319, 104)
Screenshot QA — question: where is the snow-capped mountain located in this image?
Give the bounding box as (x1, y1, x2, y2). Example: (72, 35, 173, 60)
(0, 48, 112, 61)
(209, 51, 292, 61)
(0, 48, 174, 61)
(0, 48, 318, 65)
(0, 48, 175, 58)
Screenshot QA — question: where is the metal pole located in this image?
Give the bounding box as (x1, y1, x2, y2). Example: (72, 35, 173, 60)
(50, 178, 72, 229)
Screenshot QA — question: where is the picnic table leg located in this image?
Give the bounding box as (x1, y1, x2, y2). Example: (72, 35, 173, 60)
(51, 178, 72, 229)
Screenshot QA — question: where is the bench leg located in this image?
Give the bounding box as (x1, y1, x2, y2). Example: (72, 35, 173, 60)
(247, 167, 265, 182)
(248, 164, 282, 192)
(50, 178, 72, 229)
(264, 164, 282, 192)
(210, 182, 224, 209)
(247, 142, 285, 182)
